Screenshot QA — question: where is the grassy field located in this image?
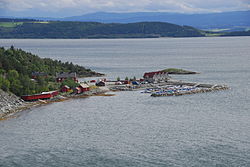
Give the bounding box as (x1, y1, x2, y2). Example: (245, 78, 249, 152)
(0, 22, 23, 28)
(0, 21, 49, 28)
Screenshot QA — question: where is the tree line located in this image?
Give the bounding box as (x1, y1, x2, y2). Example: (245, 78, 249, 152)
(0, 47, 101, 96)
(0, 21, 204, 38)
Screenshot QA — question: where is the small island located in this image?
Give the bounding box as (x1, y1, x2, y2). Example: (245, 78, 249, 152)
(161, 68, 199, 74)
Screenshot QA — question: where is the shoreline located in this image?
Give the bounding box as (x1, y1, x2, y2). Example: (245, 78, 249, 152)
(0, 79, 229, 121)
(0, 87, 110, 121)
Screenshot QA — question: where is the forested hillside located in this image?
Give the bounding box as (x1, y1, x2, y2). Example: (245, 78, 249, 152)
(0, 21, 204, 38)
(222, 30, 250, 36)
(0, 47, 102, 96)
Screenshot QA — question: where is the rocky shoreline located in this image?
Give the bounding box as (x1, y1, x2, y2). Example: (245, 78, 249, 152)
(0, 89, 28, 120)
(0, 87, 110, 121)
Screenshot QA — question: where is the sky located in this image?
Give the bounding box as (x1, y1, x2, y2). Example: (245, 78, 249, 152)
(0, 0, 250, 17)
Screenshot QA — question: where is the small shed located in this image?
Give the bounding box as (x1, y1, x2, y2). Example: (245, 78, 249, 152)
(79, 83, 90, 92)
(123, 80, 130, 84)
(61, 85, 70, 92)
(73, 87, 81, 94)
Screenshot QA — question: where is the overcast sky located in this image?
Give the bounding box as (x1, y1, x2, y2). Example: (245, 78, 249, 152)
(0, 0, 250, 17)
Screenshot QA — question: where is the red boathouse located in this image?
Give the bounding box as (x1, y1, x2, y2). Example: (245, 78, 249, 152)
(78, 83, 90, 92)
(61, 85, 70, 92)
(21, 91, 58, 101)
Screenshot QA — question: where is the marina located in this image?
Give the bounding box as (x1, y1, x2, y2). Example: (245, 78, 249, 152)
(107, 79, 229, 97)
(0, 38, 249, 167)
(106, 70, 229, 97)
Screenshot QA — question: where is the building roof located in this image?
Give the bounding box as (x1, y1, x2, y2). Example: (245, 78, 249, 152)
(56, 72, 77, 78)
(143, 71, 168, 78)
(62, 85, 70, 89)
(74, 87, 81, 90)
(79, 83, 89, 88)
(31, 72, 47, 76)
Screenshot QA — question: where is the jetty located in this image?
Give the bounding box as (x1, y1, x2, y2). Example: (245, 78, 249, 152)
(107, 79, 229, 96)
(106, 69, 229, 97)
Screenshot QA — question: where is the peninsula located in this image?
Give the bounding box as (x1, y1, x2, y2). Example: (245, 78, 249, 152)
(0, 47, 229, 120)
(0, 47, 104, 119)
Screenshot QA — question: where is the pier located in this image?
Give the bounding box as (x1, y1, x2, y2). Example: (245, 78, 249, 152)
(107, 79, 229, 97)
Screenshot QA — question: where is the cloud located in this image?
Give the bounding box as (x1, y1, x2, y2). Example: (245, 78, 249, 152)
(1, 0, 250, 17)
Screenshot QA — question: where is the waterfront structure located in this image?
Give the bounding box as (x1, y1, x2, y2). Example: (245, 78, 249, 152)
(61, 85, 70, 92)
(78, 83, 90, 92)
(143, 71, 169, 83)
(73, 87, 81, 94)
(56, 72, 78, 82)
(21, 91, 58, 101)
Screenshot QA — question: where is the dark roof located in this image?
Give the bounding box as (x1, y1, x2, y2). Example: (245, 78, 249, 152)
(31, 72, 47, 76)
(56, 72, 77, 78)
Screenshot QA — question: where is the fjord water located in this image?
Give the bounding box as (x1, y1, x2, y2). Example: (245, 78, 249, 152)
(0, 37, 250, 167)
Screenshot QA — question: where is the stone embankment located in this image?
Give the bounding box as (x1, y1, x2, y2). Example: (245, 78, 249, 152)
(107, 79, 229, 97)
(0, 89, 25, 119)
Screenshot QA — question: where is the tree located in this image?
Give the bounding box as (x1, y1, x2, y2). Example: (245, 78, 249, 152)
(61, 78, 79, 89)
(0, 69, 5, 75)
(19, 75, 36, 95)
(117, 77, 120, 81)
(7, 70, 19, 82)
(1, 77, 10, 91)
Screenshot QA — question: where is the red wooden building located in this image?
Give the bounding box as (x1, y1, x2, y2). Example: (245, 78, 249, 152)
(61, 85, 70, 92)
(56, 72, 78, 83)
(21, 91, 58, 101)
(143, 71, 169, 83)
(78, 83, 90, 92)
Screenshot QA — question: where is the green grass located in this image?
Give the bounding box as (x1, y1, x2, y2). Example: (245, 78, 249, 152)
(0, 22, 23, 28)
(204, 33, 224, 37)
(162, 68, 188, 72)
(207, 28, 230, 32)
(161, 68, 198, 74)
(33, 21, 50, 24)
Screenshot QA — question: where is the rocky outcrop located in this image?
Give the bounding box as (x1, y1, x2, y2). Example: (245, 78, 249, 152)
(0, 89, 24, 119)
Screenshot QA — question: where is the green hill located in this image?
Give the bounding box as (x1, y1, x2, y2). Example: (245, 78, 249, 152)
(222, 30, 250, 36)
(161, 68, 199, 74)
(0, 46, 102, 96)
(0, 21, 204, 38)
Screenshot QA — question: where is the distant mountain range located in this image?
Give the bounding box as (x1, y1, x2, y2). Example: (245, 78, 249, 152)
(20, 10, 250, 32)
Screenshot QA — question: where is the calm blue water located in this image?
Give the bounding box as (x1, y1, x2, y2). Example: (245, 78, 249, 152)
(0, 37, 250, 167)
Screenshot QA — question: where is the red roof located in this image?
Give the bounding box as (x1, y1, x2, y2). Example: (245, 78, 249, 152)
(143, 71, 167, 78)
